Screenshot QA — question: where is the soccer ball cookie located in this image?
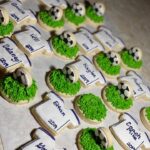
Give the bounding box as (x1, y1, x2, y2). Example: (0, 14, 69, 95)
(50, 31, 79, 60)
(120, 47, 143, 70)
(0, 67, 37, 104)
(102, 81, 134, 113)
(38, 6, 64, 32)
(94, 51, 121, 78)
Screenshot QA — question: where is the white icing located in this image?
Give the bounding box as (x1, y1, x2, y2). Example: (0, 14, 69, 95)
(21, 128, 66, 150)
(14, 26, 52, 55)
(75, 28, 104, 53)
(35, 92, 80, 133)
(119, 71, 150, 99)
(94, 27, 125, 51)
(1, 0, 36, 24)
(111, 113, 150, 150)
(0, 38, 31, 71)
(70, 55, 106, 86)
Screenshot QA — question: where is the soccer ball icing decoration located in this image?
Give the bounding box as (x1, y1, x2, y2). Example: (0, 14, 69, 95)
(129, 47, 142, 61)
(13, 67, 32, 87)
(72, 3, 85, 17)
(93, 2, 105, 16)
(0, 7, 9, 25)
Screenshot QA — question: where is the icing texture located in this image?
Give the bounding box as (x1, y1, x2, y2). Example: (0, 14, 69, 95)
(52, 36, 79, 59)
(0, 21, 14, 37)
(146, 107, 150, 122)
(49, 69, 81, 95)
(120, 49, 142, 69)
(65, 7, 85, 25)
(105, 85, 133, 109)
(95, 53, 121, 75)
(77, 94, 107, 121)
(79, 128, 114, 150)
(39, 11, 64, 27)
(0, 75, 37, 103)
(86, 6, 104, 23)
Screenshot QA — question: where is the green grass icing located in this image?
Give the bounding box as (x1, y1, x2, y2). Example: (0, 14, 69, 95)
(120, 49, 142, 69)
(39, 11, 64, 28)
(77, 93, 107, 121)
(65, 8, 86, 25)
(52, 36, 79, 59)
(105, 85, 133, 110)
(80, 128, 114, 150)
(49, 69, 81, 96)
(95, 53, 121, 75)
(0, 76, 37, 103)
(86, 6, 104, 23)
(145, 107, 150, 122)
(0, 21, 14, 37)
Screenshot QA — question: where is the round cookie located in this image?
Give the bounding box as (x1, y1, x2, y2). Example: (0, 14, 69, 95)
(93, 51, 121, 78)
(102, 81, 134, 113)
(50, 31, 79, 60)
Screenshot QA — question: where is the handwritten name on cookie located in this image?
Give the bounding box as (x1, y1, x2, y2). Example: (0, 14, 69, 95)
(34, 91, 80, 134)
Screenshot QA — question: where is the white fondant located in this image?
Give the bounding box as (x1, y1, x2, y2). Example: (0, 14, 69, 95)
(75, 28, 104, 53)
(94, 27, 125, 51)
(1, 0, 36, 25)
(68, 55, 106, 86)
(14, 26, 52, 55)
(119, 71, 150, 99)
(0, 38, 31, 71)
(20, 128, 66, 150)
(34, 92, 80, 134)
(111, 113, 150, 150)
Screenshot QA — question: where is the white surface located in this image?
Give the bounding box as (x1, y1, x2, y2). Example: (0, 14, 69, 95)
(0, 0, 150, 150)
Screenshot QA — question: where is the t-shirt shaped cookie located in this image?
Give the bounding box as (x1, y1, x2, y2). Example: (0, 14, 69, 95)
(12, 26, 52, 57)
(50, 31, 79, 60)
(94, 27, 125, 51)
(1, 0, 37, 27)
(0, 38, 31, 73)
(20, 127, 66, 150)
(32, 91, 80, 136)
(74, 28, 104, 55)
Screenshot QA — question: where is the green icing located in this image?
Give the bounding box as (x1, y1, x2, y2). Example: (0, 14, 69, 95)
(39, 11, 64, 28)
(0, 21, 14, 37)
(145, 107, 150, 122)
(0, 76, 37, 103)
(80, 128, 114, 150)
(52, 36, 79, 59)
(77, 93, 107, 121)
(95, 53, 121, 75)
(120, 49, 142, 69)
(105, 85, 133, 110)
(65, 7, 86, 25)
(49, 69, 81, 96)
(86, 6, 104, 23)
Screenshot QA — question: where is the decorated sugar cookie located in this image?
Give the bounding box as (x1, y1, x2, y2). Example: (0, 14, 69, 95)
(20, 127, 66, 150)
(0, 38, 31, 73)
(120, 47, 143, 70)
(38, 6, 64, 33)
(32, 91, 80, 135)
(77, 128, 114, 150)
(94, 27, 125, 52)
(110, 113, 150, 150)
(0, 67, 37, 104)
(50, 31, 79, 60)
(47, 55, 106, 97)
(39, 0, 67, 9)
(65, 2, 86, 29)
(1, 0, 37, 27)
(119, 71, 150, 100)
(0, 7, 14, 38)
(12, 26, 52, 57)
(102, 81, 134, 113)
(94, 51, 121, 78)
(75, 28, 104, 55)
(74, 93, 107, 124)
(86, 2, 105, 28)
